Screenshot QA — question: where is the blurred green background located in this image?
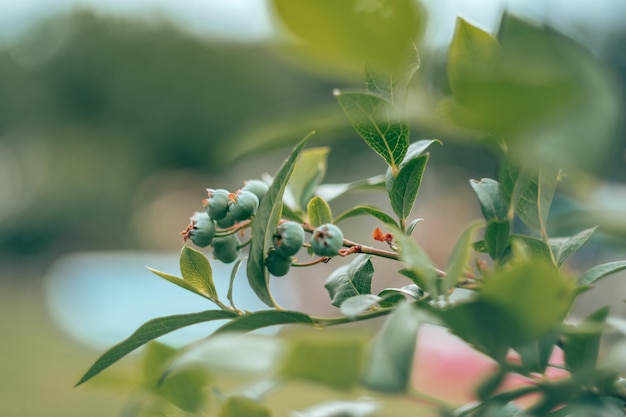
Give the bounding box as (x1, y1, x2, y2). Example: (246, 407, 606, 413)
(1, 1, 625, 415)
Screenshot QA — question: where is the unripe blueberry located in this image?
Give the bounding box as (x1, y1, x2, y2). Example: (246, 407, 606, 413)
(310, 223, 344, 257)
(228, 190, 259, 221)
(205, 189, 230, 221)
(242, 179, 269, 201)
(265, 250, 293, 277)
(272, 221, 305, 257)
(216, 212, 235, 229)
(186, 212, 216, 248)
(211, 234, 240, 264)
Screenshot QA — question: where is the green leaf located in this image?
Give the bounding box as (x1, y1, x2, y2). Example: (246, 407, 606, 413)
(324, 254, 374, 307)
(549, 226, 597, 266)
(294, 400, 380, 417)
(365, 65, 394, 102)
(307, 195, 333, 227)
(436, 261, 576, 360)
(172, 333, 284, 374)
(479, 261, 576, 345)
(509, 235, 554, 264)
(316, 174, 386, 202)
(444, 221, 481, 292)
(247, 133, 313, 307)
(447, 17, 499, 103)
(141, 343, 211, 412)
(214, 310, 313, 334)
(75, 310, 236, 386)
(290, 147, 329, 211)
(340, 294, 382, 319)
(394, 230, 438, 296)
(378, 285, 423, 308)
(563, 307, 609, 376)
(389, 154, 428, 220)
(406, 218, 424, 236)
(579, 260, 626, 286)
(180, 245, 218, 299)
(513, 332, 560, 374)
(500, 159, 559, 234)
(484, 220, 511, 262)
(227, 258, 244, 309)
(218, 396, 272, 417)
(158, 368, 209, 412)
(280, 329, 368, 390)
(334, 205, 398, 228)
(271, 0, 425, 74)
(147, 267, 211, 300)
(470, 178, 509, 222)
(362, 302, 421, 392)
(335, 91, 409, 171)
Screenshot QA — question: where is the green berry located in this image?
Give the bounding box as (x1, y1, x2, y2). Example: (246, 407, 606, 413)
(310, 223, 344, 257)
(228, 190, 259, 221)
(265, 250, 293, 277)
(205, 189, 230, 221)
(216, 212, 235, 229)
(242, 179, 269, 201)
(211, 234, 240, 263)
(188, 212, 216, 248)
(272, 221, 305, 257)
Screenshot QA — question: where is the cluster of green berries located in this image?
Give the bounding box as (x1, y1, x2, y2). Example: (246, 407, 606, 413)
(182, 179, 269, 263)
(265, 222, 344, 277)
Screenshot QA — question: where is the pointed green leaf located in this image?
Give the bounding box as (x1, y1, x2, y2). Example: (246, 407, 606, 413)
(390, 154, 428, 220)
(334, 205, 398, 228)
(549, 226, 597, 266)
(272, 0, 425, 74)
(365, 65, 394, 102)
(510, 235, 554, 264)
(479, 261, 576, 345)
(340, 294, 382, 319)
(362, 302, 421, 392)
(335, 91, 409, 171)
(470, 178, 509, 222)
(402, 139, 441, 165)
(579, 260, 626, 286)
(316, 175, 386, 202)
(394, 231, 438, 296)
(290, 147, 329, 211)
(324, 254, 374, 307)
(484, 220, 511, 262)
(513, 332, 560, 374)
(180, 245, 217, 299)
(218, 396, 272, 417)
(378, 285, 423, 308)
(247, 133, 314, 307)
(227, 258, 245, 309)
(563, 307, 609, 376)
(214, 310, 313, 334)
(147, 267, 211, 300)
(444, 221, 481, 292)
(500, 160, 559, 233)
(406, 218, 424, 236)
(448, 17, 499, 101)
(307, 195, 333, 227)
(75, 310, 237, 386)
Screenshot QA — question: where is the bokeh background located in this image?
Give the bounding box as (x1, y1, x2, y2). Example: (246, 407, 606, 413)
(1, 1, 625, 416)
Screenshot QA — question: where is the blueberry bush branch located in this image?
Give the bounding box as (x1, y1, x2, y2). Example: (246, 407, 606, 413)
(75, 9, 626, 417)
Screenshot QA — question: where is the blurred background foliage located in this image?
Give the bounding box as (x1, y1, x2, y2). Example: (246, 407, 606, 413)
(0, 1, 625, 416)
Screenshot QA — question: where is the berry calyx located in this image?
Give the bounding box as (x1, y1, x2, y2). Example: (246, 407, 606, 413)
(228, 190, 259, 221)
(272, 221, 305, 257)
(310, 223, 344, 257)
